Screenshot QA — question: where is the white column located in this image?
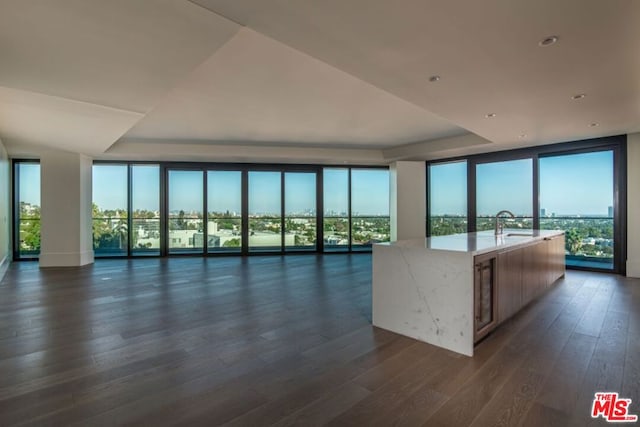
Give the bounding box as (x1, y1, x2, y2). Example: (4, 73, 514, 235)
(389, 161, 426, 241)
(627, 133, 640, 277)
(39, 150, 94, 267)
(0, 139, 10, 279)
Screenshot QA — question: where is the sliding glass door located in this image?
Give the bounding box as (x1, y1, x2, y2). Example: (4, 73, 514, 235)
(14, 161, 41, 259)
(93, 164, 128, 257)
(539, 150, 614, 269)
(207, 171, 242, 253)
(131, 165, 160, 255)
(248, 171, 282, 252)
(426, 136, 624, 273)
(285, 172, 317, 251)
(168, 170, 204, 254)
(351, 169, 390, 249)
(428, 161, 467, 236)
(323, 168, 350, 251)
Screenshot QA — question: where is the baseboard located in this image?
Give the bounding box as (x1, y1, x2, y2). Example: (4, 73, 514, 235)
(626, 260, 640, 278)
(39, 250, 94, 267)
(0, 255, 9, 282)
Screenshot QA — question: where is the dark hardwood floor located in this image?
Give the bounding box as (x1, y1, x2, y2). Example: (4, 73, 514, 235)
(0, 254, 638, 426)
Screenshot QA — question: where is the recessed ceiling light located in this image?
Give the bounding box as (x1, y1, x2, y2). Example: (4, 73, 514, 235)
(589, 122, 599, 127)
(485, 113, 496, 118)
(429, 75, 441, 82)
(539, 35, 559, 47)
(572, 93, 586, 100)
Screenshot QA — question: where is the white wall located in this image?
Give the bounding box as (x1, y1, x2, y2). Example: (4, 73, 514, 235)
(0, 137, 10, 280)
(39, 150, 94, 267)
(390, 161, 426, 241)
(627, 133, 640, 277)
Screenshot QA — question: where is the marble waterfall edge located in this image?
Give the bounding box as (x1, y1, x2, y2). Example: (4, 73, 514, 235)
(372, 242, 474, 356)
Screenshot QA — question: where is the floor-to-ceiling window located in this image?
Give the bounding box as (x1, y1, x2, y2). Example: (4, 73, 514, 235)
(428, 161, 467, 236)
(351, 169, 390, 250)
(131, 165, 160, 255)
(426, 136, 625, 273)
(93, 164, 128, 257)
(284, 172, 317, 251)
(323, 168, 350, 251)
(92, 162, 161, 258)
(248, 171, 282, 252)
(207, 170, 242, 253)
(168, 170, 204, 254)
(18, 161, 387, 259)
(539, 150, 614, 269)
(322, 167, 390, 251)
(476, 158, 533, 231)
(13, 161, 41, 259)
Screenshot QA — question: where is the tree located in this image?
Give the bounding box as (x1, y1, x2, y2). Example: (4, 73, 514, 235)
(19, 203, 41, 252)
(565, 228, 582, 254)
(223, 238, 241, 247)
(21, 219, 41, 251)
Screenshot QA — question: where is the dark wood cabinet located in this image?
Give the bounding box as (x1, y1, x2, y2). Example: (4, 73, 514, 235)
(497, 247, 522, 323)
(475, 233, 565, 343)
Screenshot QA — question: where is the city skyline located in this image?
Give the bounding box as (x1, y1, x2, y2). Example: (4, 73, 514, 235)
(21, 151, 613, 218)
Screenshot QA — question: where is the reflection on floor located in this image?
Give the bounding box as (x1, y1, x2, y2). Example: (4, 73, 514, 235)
(0, 255, 638, 425)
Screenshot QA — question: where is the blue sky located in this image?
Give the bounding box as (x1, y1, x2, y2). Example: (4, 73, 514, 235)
(248, 171, 280, 215)
(18, 163, 41, 206)
(430, 150, 614, 217)
(476, 159, 533, 216)
(323, 169, 349, 215)
(350, 169, 389, 215)
(429, 161, 466, 216)
(92, 165, 128, 210)
(539, 150, 613, 216)
(133, 165, 159, 210)
(209, 171, 242, 213)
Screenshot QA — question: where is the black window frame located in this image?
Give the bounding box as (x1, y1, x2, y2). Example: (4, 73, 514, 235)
(12, 159, 390, 260)
(91, 161, 389, 258)
(12, 159, 41, 261)
(426, 135, 627, 274)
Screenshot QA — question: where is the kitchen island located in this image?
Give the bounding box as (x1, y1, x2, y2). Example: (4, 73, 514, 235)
(372, 230, 565, 356)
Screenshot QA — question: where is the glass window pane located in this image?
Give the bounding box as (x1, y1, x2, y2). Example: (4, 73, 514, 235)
(285, 172, 316, 250)
(539, 150, 614, 270)
(428, 161, 467, 236)
(351, 169, 390, 248)
(207, 171, 242, 253)
(93, 164, 128, 256)
(249, 171, 281, 251)
(131, 165, 160, 255)
(168, 170, 203, 254)
(476, 159, 533, 231)
(16, 163, 41, 258)
(323, 168, 349, 251)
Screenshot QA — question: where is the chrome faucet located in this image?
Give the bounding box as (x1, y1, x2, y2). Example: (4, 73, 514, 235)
(494, 210, 515, 235)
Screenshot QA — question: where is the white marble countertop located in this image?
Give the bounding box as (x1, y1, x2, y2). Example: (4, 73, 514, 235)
(377, 229, 564, 256)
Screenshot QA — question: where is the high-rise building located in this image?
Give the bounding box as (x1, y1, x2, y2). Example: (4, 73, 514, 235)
(608, 206, 614, 217)
(540, 208, 546, 217)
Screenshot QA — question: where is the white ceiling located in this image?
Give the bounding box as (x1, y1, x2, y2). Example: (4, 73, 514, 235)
(1, 0, 639, 162)
(124, 27, 461, 148)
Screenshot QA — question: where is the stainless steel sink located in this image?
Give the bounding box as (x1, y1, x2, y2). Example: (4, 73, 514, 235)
(505, 232, 534, 237)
